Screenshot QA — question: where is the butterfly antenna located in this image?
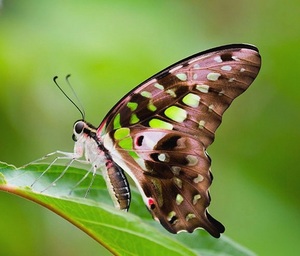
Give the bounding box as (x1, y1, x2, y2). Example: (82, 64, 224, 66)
(53, 75, 85, 119)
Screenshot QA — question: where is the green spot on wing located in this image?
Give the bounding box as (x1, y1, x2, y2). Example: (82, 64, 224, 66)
(118, 137, 133, 150)
(182, 93, 200, 108)
(130, 114, 140, 124)
(176, 194, 184, 205)
(129, 151, 139, 159)
(113, 113, 121, 129)
(127, 102, 138, 111)
(164, 106, 187, 123)
(114, 127, 130, 140)
(114, 128, 133, 150)
(149, 119, 173, 130)
(147, 102, 157, 112)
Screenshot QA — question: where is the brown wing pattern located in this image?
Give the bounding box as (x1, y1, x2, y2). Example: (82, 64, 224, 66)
(109, 128, 224, 237)
(103, 45, 261, 148)
(101, 44, 261, 237)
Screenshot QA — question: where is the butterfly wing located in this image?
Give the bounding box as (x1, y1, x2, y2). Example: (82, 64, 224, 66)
(99, 44, 261, 237)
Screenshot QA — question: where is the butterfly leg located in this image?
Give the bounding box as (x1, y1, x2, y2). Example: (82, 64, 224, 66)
(67, 165, 94, 197)
(39, 158, 82, 192)
(27, 150, 85, 189)
(82, 165, 97, 198)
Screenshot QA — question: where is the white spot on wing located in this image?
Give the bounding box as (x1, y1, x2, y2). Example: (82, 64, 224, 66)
(186, 155, 198, 166)
(173, 177, 182, 188)
(171, 166, 181, 175)
(221, 65, 232, 71)
(193, 63, 201, 69)
(154, 83, 164, 90)
(207, 72, 221, 81)
(232, 56, 240, 61)
(193, 174, 204, 183)
(214, 56, 223, 63)
(199, 120, 206, 129)
(166, 89, 176, 98)
(186, 213, 196, 221)
(208, 104, 215, 112)
(167, 211, 177, 222)
(158, 153, 169, 162)
(196, 84, 209, 93)
(176, 73, 187, 81)
(192, 194, 201, 205)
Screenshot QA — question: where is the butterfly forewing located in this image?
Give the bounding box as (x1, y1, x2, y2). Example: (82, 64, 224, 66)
(103, 44, 260, 147)
(98, 44, 261, 237)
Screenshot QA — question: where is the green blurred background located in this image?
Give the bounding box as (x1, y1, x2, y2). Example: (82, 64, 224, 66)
(0, 0, 299, 255)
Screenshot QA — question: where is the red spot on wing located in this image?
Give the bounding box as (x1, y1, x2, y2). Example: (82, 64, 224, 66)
(148, 198, 156, 210)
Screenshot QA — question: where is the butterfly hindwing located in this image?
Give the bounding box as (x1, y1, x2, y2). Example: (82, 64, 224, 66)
(106, 127, 224, 237)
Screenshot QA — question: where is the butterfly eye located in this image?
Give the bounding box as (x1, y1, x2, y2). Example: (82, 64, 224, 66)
(74, 121, 85, 134)
(72, 121, 85, 141)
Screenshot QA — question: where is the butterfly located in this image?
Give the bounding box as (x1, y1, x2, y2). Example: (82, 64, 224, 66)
(44, 44, 261, 238)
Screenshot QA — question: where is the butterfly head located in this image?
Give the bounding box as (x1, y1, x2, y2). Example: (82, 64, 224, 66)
(72, 120, 97, 142)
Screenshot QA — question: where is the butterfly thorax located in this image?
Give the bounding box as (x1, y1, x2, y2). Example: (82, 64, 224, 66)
(72, 120, 106, 168)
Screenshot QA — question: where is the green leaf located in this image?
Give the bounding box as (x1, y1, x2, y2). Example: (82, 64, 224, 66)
(0, 161, 254, 256)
